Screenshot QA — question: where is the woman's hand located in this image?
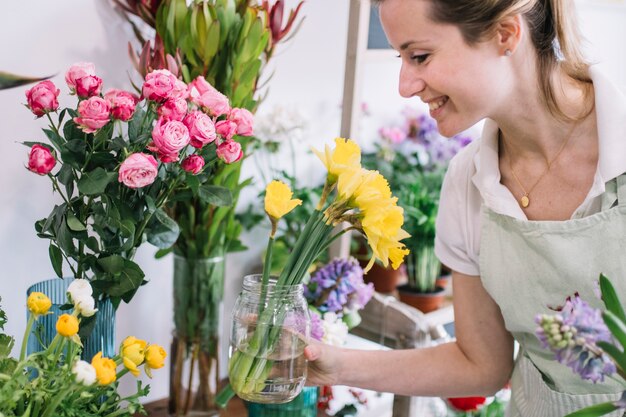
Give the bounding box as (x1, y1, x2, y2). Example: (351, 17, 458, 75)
(304, 340, 342, 386)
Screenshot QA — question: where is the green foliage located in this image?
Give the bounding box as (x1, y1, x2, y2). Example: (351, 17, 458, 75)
(0, 71, 52, 90)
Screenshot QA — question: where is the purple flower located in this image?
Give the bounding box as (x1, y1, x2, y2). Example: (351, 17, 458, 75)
(535, 296, 616, 383)
(305, 257, 367, 315)
(310, 310, 324, 341)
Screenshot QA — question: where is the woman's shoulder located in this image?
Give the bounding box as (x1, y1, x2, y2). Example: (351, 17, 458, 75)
(445, 136, 481, 186)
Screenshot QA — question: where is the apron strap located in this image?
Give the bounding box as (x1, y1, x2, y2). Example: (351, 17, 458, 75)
(617, 174, 626, 207)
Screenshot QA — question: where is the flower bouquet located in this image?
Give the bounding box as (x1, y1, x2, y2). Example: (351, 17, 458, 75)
(0, 280, 165, 417)
(535, 274, 626, 417)
(218, 137, 410, 406)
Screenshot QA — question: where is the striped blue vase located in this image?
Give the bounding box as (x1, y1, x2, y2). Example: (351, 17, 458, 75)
(26, 278, 116, 360)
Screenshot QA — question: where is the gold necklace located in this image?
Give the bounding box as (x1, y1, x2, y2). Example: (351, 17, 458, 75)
(500, 122, 578, 209)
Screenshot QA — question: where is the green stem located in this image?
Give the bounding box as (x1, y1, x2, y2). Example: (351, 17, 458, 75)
(50, 177, 70, 205)
(258, 235, 274, 316)
(40, 387, 72, 417)
(20, 314, 35, 361)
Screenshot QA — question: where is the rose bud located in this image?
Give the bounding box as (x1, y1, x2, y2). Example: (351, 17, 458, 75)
(25, 81, 60, 117)
(27, 144, 56, 175)
(104, 89, 139, 121)
(216, 140, 243, 164)
(181, 155, 205, 175)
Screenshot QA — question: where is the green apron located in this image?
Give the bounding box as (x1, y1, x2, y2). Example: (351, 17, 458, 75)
(479, 174, 626, 416)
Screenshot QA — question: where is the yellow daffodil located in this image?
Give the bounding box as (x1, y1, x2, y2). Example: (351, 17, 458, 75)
(56, 314, 79, 337)
(27, 292, 51, 316)
(144, 344, 167, 378)
(353, 171, 392, 208)
(337, 166, 369, 201)
(264, 180, 302, 220)
(312, 137, 361, 179)
(364, 229, 410, 271)
(91, 352, 117, 385)
(361, 203, 405, 238)
(121, 336, 147, 377)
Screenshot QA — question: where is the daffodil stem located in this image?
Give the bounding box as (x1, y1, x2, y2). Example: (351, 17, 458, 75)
(258, 235, 274, 317)
(20, 314, 35, 362)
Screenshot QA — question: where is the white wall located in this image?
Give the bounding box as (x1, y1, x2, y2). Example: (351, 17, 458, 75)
(0, 0, 624, 403)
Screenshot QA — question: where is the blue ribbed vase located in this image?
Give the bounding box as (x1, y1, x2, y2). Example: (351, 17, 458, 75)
(26, 278, 116, 360)
(246, 387, 319, 417)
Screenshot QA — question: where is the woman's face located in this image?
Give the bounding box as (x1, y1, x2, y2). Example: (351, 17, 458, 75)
(379, 0, 508, 137)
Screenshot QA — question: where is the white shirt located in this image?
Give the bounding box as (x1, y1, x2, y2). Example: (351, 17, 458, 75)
(434, 66, 626, 277)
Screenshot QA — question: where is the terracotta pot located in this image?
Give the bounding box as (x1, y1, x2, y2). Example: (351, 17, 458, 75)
(436, 273, 452, 289)
(396, 284, 446, 314)
(361, 261, 403, 293)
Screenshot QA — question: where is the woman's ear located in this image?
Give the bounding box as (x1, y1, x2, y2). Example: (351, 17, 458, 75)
(495, 14, 523, 56)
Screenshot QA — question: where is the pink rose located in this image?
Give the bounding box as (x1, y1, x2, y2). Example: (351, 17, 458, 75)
(73, 97, 111, 133)
(27, 144, 56, 175)
(158, 97, 188, 122)
(118, 153, 158, 189)
(184, 111, 216, 148)
(171, 78, 189, 100)
(65, 62, 96, 93)
(74, 75, 103, 98)
(379, 126, 407, 145)
(181, 155, 205, 174)
(25, 81, 60, 117)
(142, 69, 179, 102)
(188, 76, 230, 117)
(150, 117, 190, 162)
(216, 140, 243, 164)
(215, 120, 237, 141)
(104, 89, 139, 121)
(229, 108, 254, 136)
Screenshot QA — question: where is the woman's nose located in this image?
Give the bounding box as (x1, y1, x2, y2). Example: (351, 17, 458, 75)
(398, 63, 426, 98)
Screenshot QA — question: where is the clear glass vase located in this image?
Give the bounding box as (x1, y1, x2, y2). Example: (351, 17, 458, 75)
(406, 244, 441, 292)
(246, 386, 319, 417)
(26, 278, 115, 360)
(169, 255, 225, 417)
(229, 275, 310, 404)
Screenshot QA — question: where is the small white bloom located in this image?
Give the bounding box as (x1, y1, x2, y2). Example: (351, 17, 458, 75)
(72, 360, 97, 385)
(67, 279, 93, 304)
(74, 294, 98, 317)
(321, 312, 348, 347)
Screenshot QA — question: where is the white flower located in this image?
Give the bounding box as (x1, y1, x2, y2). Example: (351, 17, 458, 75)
(321, 312, 349, 347)
(72, 360, 97, 385)
(74, 294, 98, 317)
(67, 279, 93, 304)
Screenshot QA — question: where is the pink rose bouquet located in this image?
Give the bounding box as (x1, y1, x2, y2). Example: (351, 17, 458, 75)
(22, 62, 253, 305)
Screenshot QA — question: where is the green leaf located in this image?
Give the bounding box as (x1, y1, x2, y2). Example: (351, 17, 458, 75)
(128, 106, 146, 140)
(85, 236, 100, 252)
(77, 167, 117, 195)
(49, 243, 63, 278)
(603, 310, 626, 350)
(66, 212, 86, 231)
(600, 274, 626, 323)
(198, 184, 232, 206)
(154, 247, 173, 259)
(105, 259, 145, 298)
(78, 313, 97, 341)
(147, 209, 180, 249)
(57, 164, 75, 198)
(0, 71, 52, 90)
(97, 255, 125, 275)
(597, 341, 626, 374)
(43, 128, 65, 152)
(565, 402, 620, 417)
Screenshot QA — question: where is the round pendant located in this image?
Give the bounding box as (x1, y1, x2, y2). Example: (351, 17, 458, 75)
(521, 195, 530, 208)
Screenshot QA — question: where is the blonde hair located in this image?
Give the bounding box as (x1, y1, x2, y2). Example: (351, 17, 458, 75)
(375, 0, 591, 120)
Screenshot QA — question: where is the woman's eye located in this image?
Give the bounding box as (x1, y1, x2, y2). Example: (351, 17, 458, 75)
(412, 54, 429, 64)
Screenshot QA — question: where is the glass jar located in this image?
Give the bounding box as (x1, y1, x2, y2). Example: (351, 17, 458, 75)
(229, 275, 310, 404)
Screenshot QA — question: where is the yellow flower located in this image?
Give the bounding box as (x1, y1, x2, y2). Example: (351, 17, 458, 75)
(353, 171, 392, 208)
(121, 336, 147, 377)
(337, 166, 369, 201)
(264, 180, 302, 220)
(312, 137, 361, 179)
(56, 314, 79, 337)
(364, 229, 410, 271)
(91, 352, 117, 385)
(27, 292, 51, 316)
(144, 344, 167, 378)
(361, 203, 405, 239)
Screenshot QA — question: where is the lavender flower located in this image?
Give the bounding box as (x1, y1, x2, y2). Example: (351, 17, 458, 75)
(304, 257, 373, 316)
(535, 296, 616, 383)
(309, 309, 324, 341)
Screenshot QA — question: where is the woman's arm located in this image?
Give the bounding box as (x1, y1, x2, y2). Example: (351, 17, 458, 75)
(304, 271, 515, 397)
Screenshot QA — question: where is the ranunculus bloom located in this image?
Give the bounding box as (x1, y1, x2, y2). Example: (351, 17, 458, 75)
(144, 344, 167, 378)
(264, 180, 302, 220)
(65, 62, 96, 93)
(184, 110, 216, 148)
(181, 155, 205, 175)
(188, 76, 230, 117)
(25, 81, 60, 117)
(216, 140, 243, 164)
(104, 89, 139, 121)
(74, 294, 98, 318)
(74, 96, 111, 133)
(142, 69, 179, 102)
(27, 292, 51, 316)
(67, 279, 92, 302)
(150, 118, 190, 161)
(56, 314, 79, 337)
(74, 75, 103, 98)
(121, 336, 147, 377)
(27, 144, 56, 175)
(229, 107, 254, 136)
(91, 352, 117, 385)
(118, 153, 158, 189)
(72, 360, 97, 386)
(215, 119, 238, 141)
(158, 97, 188, 121)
